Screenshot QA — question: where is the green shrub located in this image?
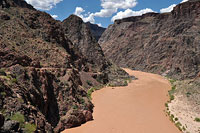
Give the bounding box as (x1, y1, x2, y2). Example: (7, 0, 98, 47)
(11, 78, 17, 83)
(6, 75, 12, 80)
(186, 92, 191, 97)
(170, 95, 174, 101)
(175, 122, 182, 131)
(10, 112, 25, 127)
(124, 80, 128, 86)
(24, 123, 36, 133)
(0, 92, 6, 97)
(172, 85, 176, 91)
(79, 98, 85, 104)
(169, 79, 176, 84)
(72, 105, 78, 110)
(108, 84, 115, 87)
(87, 87, 96, 100)
(86, 80, 93, 86)
(175, 117, 178, 121)
(182, 126, 186, 131)
(0, 69, 6, 76)
(195, 117, 200, 122)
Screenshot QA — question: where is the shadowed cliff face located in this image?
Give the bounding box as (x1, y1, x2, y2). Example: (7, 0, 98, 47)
(99, 0, 200, 80)
(85, 22, 106, 41)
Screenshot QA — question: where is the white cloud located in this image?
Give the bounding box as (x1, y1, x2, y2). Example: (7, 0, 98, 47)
(94, 0, 137, 18)
(160, 4, 176, 13)
(94, 8, 117, 17)
(111, 8, 154, 22)
(83, 13, 95, 23)
(51, 15, 58, 19)
(74, 7, 85, 16)
(181, 0, 188, 3)
(74, 0, 138, 24)
(160, 0, 189, 13)
(97, 23, 102, 27)
(101, 0, 137, 9)
(74, 7, 95, 23)
(25, 0, 63, 10)
(160, 0, 188, 13)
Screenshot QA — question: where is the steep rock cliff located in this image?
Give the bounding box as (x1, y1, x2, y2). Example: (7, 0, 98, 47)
(99, 0, 200, 80)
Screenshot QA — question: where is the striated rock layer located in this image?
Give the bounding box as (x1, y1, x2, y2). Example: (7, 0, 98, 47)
(99, 0, 200, 80)
(0, 0, 129, 132)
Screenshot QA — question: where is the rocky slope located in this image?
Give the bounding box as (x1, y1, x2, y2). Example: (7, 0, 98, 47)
(0, 0, 129, 132)
(99, 0, 200, 80)
(86, 22, 106, 41)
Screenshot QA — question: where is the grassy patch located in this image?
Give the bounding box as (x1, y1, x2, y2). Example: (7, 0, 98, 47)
(167, 78, 176, 102)
(87, 87, 96, 100)
(24, 123, 36, 133)
(169, 79, 176, 84)
(165, 78, 184, 131)
(87, 85, 104, 100)
(10, 112, 25, 127)
(11, 78, 17, 84)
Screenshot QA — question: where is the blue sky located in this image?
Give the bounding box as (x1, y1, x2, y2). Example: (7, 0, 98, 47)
(25, 0, 188, 27)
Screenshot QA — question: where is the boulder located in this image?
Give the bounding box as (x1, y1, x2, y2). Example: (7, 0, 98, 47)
(1, 120, 20, 132)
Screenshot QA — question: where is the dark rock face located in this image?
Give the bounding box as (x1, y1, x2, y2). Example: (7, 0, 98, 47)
(99, 0, 200, 79)
(0, 0, 34, 9)
(86, 22, 106, 41)
(62, 15, 130, 86)
(0, 114, 4, 128)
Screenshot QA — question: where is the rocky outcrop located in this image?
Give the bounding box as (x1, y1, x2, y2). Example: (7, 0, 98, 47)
(86, 22, 106, 41)
(62, 15, 109, 71)
(62, 15, 130, 87)
(99, 0, 200, 80)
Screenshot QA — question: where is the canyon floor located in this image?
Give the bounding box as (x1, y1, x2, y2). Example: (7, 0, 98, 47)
(64, 69, 180, 133)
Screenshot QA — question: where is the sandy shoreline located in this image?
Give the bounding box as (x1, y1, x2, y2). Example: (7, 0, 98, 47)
(64, 69, 180, 133)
